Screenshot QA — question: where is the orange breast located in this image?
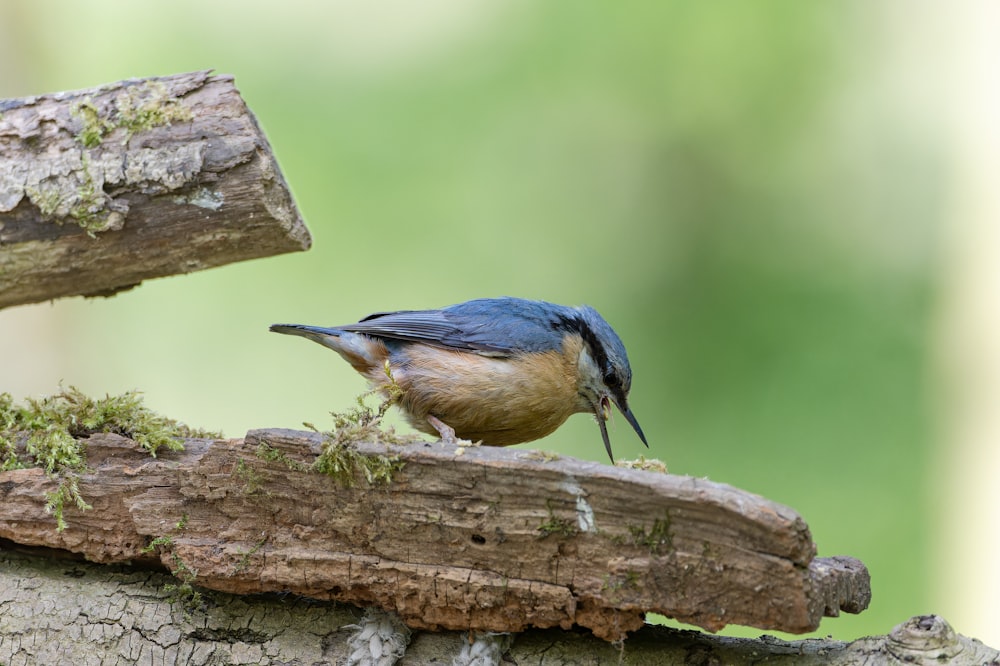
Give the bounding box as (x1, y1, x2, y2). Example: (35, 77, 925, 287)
(382, 338, 585, 446)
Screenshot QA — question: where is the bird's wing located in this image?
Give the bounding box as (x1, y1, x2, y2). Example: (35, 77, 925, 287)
(338, 298, 575, 356)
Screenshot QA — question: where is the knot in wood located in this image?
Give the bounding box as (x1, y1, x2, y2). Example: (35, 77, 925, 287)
(887, 615, 962, 661)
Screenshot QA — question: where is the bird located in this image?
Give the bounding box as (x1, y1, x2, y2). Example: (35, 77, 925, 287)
(269, 297, 647, 462)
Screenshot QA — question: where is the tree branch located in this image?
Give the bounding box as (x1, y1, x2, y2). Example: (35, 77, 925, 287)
(0, 548, 992, 665)
(0, 429, 870, 642)
(0, 71, 310, 309)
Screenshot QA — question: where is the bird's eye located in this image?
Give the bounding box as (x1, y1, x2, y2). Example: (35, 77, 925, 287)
(603, 370, 621, 390)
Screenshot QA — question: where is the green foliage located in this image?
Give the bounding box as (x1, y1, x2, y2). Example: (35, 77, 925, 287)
(0, 387, 219, 531)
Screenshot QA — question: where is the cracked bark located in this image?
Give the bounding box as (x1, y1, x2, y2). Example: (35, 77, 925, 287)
(0, 70, 310, 310)
(0, 549, 994, 665)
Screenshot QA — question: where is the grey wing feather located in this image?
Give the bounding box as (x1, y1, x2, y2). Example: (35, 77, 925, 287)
(338, 298, 574, 355)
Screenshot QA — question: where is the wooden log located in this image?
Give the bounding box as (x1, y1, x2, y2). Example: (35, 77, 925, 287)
(0, 71, 310, 310)
(0, 429, 870, 642)
(0, 548, 992, 665)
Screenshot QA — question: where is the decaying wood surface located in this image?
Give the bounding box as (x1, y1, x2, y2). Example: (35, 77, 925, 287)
(0, 428, 870, 642)
(0, 550, 992, 666)
(0, 70, 310, 310)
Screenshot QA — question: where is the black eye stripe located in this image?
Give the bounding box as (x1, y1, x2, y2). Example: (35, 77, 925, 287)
(553, 313, 612, 379)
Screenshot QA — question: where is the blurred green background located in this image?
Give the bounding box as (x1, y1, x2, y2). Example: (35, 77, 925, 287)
(0, 0, 986, 645)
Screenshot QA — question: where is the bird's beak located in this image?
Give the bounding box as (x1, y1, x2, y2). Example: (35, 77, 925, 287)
(620, 403, 648, 449)
(594, 395, 649, 464)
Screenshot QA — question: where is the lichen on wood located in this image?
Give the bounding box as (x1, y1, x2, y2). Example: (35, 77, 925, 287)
(0, 70, 311, 310)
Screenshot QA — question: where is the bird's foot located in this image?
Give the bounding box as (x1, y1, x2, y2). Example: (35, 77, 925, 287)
(427, 415, 459, 445)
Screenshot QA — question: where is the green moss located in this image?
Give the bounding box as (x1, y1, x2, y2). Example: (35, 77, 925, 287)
(71, 99, 112, 148)
(142, 514, 188, 554)
(113, 81, 192, 135)
(163, 552, 203, 614)
(0, 387, 219, 531)
(233, 457, 264, 496)
(615, 455, 669, 473)
(523, 449, 561, 462)
(142, 534, 174, 554)
(602, 570, 642, 593)
(68, 156, 107, 238)
(625, 515, 673, 553)
(23, 185, 62, 219)
(71, 83, 192, 149)
(232, 536, 267, 575)
(12, 386, 218, 457)
(537, 500, 578, 538)
(140, 512, 204, 613)
(255, 382, 409, 488)
(312, 440, 404, 487)
(306, 373, 412, 487)
(0, 394, 23, 472)
(255, 442, 309, 472)
(44, 474, 91, 532)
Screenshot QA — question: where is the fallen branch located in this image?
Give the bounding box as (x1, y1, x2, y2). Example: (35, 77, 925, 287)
(0, 427, 870, 641)
(0, 548, 991, 665)
(0, 70, 310, 309)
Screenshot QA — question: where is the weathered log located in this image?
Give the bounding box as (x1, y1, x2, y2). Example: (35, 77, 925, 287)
(0, 429, 870, 642)
(0, 70, 310, 310)
(0, 549, 991, 665)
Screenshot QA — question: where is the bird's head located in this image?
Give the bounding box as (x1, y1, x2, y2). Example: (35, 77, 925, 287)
(572, 305, 647, 462)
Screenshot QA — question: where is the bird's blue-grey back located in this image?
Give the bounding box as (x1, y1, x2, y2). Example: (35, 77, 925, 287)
(339, 297, 580, 356)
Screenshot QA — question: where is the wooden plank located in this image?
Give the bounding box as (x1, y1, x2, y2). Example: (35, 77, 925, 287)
(0, 71, 310, 309)
(0, 429, 869, 641)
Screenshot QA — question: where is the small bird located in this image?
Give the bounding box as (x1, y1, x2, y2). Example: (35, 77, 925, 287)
(270, 297, 647, 462)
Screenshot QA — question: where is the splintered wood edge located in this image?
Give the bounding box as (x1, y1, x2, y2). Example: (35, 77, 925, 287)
(0, 70, 311, 309)
(0, 429, 872, 641)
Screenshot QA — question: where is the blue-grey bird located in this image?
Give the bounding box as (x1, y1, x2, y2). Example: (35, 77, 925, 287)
(269, 297, 647, 462)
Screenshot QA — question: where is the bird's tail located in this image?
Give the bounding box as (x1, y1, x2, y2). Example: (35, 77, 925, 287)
(269, 323, 340, 341)
(269, 323, 386, 373)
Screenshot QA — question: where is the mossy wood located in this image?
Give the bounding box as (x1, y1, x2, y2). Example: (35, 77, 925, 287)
(0, 428, 870, 642)
(0, 70, 310, 310)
